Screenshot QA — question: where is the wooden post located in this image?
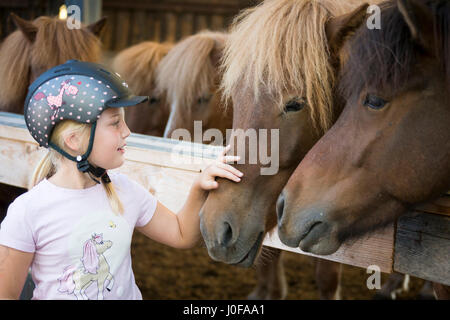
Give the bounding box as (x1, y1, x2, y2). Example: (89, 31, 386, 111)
(394, 212, 450, 285)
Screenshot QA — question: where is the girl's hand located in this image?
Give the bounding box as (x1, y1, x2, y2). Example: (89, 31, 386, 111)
(197, 145, 243, 191)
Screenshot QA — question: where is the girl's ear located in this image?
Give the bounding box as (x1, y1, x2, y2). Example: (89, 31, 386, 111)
(63, 131, 83, 154)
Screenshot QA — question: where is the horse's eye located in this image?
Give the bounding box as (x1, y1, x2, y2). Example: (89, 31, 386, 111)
(364, 94, 387, 110)
(284, 98, 306, 113)
(149, 97, 159, 104)
(198, 97, 210, 104)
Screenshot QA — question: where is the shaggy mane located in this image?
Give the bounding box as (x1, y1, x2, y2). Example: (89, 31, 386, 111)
(220, 0, 361, 132)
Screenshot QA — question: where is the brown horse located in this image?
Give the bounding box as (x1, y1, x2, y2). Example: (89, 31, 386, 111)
(199, 0, 368, 299)
(277, 0, 449, 299)
(155, 31, 232, 140)
(0, 13, 106, 115)
(112, 41, 172, 136)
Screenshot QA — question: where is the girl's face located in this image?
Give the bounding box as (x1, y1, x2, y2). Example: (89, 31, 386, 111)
(88, 107, 131, 169)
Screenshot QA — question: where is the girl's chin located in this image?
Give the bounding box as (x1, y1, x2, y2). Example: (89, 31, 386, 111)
(89, 157, 124, 170)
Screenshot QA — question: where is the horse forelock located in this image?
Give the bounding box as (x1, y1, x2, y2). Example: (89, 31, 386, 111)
(155, 31, 226, 112)
(0, 29, 32, 111)
(339, 0, 450, 101)
(220, 0, 358, 133)
(31, 16, 101, 70)
(0, 16, 101, 113)
(113, 41, 173, 96)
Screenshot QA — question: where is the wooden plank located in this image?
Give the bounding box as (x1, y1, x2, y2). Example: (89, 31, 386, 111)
(265, 225, 395, 273)
(195, 14, 209, 33)
(394, 212, 450, 285)
(180, 13, 194, 39)
(100, 9, 114, 53)
(131, 10, 147, 44)
(415, 195, 450, 217)
(164, 12, 177, 43)
(114, 10, 131, 51)
(0, 112, 222, 173)
(211, 14, 225, 31)
(102, 1, 254, 15)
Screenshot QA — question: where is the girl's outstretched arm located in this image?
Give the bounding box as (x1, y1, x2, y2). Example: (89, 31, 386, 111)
(137, 146, 243, 249)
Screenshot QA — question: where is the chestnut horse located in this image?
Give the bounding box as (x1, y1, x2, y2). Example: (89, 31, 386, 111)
(112, 41, 173, 136)
(155, 30, 232, 140)
(277, 0, 449, 299)
(199, 0, 369, 299)
(0, 13, 105, 114)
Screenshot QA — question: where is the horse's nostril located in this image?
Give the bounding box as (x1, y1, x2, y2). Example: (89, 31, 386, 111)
(276, 193, 285, 224)
(218, 221, 233, 247)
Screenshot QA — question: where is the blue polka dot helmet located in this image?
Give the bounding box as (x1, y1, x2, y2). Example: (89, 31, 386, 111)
(24, 60, 149, 183)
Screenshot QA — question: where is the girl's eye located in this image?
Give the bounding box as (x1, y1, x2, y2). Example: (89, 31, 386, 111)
(364, 94, 387, 110)
(284, 98, 306, 113)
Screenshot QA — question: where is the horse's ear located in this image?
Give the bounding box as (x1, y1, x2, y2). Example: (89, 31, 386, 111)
(326, 3, 369, 56)
(86, 16, 107, 37)
(10, 12, 37, 42)
(209, 36, 227, 69)
(398, 0, 434, 53)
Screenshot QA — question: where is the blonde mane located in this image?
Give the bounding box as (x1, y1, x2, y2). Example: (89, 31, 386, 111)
(156, 30, 227, 110)
(0, 16, 101, 112)
(221, 0, 360, 132)
(112, 41, 173, 96)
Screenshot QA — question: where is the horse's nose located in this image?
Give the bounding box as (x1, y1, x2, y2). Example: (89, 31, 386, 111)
(276, 192, 285, 226)
(217, 221, 234, 248)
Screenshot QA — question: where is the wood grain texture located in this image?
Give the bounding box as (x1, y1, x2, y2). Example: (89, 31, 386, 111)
(394, 212, 450, 285)
(265, 226, 395, 273)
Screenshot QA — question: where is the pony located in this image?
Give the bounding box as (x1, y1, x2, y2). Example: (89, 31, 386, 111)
(199, 0, 369, 299)
(277, 0, 450, 299)
(112, 41, 173, 136)
(58, 234, 114, 300)
(155, 30, 232, 139)
(0, 13, 106, 115)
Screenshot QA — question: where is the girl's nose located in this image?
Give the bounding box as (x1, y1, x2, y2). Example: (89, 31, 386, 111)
(122, 123, 131, 139)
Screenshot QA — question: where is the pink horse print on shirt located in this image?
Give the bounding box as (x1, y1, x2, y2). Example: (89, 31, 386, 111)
(58, 233, 114, 300)
(34, 79, 79, 120)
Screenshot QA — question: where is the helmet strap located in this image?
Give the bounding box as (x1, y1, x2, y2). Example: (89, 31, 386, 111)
(48, 122, 111, 184)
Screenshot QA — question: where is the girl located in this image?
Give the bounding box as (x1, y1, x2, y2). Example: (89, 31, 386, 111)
(0, 60, 242, 300)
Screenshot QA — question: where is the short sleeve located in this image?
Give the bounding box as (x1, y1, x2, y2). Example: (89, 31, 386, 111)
(127, 178, 158, 228)
(0, 196, 36, 253)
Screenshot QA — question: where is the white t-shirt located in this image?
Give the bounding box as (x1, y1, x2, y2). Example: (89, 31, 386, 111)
(0, 172, 157, 300)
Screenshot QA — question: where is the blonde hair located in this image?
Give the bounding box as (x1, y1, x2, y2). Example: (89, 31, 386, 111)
(30, 119, 124, 215)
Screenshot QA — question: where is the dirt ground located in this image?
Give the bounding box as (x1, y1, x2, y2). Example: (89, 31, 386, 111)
(131, 232, 430, 300)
